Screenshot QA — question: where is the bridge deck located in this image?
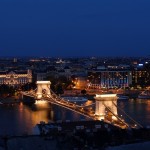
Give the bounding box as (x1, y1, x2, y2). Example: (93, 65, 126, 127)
(21, 90, 142, 129)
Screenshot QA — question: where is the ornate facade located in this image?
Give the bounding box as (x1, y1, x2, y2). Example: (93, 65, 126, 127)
(0, 70, 32, 86)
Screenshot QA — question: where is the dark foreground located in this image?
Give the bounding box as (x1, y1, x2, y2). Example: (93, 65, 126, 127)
(1, 121, 150, 150)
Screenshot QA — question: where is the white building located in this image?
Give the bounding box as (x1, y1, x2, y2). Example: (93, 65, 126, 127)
(0, 70, 32, 86)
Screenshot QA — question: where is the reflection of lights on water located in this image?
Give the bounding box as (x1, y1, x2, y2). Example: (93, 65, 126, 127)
(35, 100, 48, 105)
(19, 102, 23, 111)
(34, 100, 50, 110)
(145, 100, 150, 111)
(20, 102, 23, 106)
(50, 110, 54, 120)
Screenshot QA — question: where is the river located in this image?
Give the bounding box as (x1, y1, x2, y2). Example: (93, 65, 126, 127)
(0, 98, 150, 136)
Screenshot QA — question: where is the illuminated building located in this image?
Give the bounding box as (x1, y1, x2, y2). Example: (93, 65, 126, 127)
(0, 70, 32, 86)
(131, 62, 150, 87)
(132, 70, 150, 87)
(88, 70, 132, 89)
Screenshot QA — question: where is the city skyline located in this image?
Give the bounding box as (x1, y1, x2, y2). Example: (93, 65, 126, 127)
(0, 0, 150, 57)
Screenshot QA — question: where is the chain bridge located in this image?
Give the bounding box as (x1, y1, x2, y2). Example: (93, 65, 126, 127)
(20, 81, 143, 129)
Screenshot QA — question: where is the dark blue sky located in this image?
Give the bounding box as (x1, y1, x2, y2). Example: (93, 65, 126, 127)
(0, 0, 150, 57)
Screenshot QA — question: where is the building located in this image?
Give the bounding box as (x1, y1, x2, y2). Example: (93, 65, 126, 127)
(132, 70, 150, 88)
(73, 76, 87, 89)
(88, 70, 132, 89)
(0, 70, 32, 86)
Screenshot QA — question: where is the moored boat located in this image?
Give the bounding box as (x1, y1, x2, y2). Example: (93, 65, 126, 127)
(138, 90, 150, 99)
(61, 96, 87, 102)
(117, 94, 129, 100)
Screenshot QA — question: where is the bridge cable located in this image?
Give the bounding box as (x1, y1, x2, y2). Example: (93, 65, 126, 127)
(102, 102, 129, 128)
(112, 101, 143, 128)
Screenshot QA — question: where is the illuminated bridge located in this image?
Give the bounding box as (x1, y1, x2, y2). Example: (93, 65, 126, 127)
(21, 81, 143, 129)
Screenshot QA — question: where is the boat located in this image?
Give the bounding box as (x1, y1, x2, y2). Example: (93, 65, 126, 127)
(138, 90, 150, 99)
(117, 94, 129, 100)
(61, 96, 87, 102)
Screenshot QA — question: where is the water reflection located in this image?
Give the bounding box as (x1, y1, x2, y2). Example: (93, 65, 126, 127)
(118, 99, 150, 127)
(0, 100, 90, 135)
(0, 98, 150, 135)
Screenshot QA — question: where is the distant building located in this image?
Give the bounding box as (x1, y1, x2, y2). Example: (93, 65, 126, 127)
(130, 62, 150, 88)
(13, 58, 17, 63)
(132, 70, 150, 87)
(73, 77, 87, 89)
(36, 71, 47, 81)
(88, 70, 132, 89)
(0, 70, 32, 86)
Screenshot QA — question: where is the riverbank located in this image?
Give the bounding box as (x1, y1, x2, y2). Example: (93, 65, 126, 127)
(63, 89, 141, 100)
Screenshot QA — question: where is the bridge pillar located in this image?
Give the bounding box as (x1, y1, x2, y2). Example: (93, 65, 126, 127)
(36, 81, 51, 99)
(94, 94, 118, 121)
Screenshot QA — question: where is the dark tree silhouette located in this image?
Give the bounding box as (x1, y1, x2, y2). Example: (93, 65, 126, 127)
(55, 84, 64, 95)
(45, 75, 73, 92)
(21, 82, 36, 91)
(0, 84, 16, 97)
(81, 89, 87, 95)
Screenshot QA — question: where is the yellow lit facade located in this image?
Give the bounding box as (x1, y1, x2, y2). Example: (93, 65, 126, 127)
(0, 70, 32, 86)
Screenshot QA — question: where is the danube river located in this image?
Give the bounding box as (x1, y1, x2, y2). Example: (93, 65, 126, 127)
(0, 98, 150, 136)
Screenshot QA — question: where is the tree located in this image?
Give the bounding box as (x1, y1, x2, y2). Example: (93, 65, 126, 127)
(21, 82, 36, 91)
(0, 84, 16, 97)
(45, 75, 73, 92)
(55, 84, 64, 95)
(0, 84, 10, 97)
(81, 89, 87, 95)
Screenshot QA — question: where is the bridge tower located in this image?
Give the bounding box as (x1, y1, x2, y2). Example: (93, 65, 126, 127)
(36, 81, 51, 99)
(94, 94, 118, 121)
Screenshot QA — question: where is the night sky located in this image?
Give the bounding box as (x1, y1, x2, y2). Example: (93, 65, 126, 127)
(0, 0, 150, 57)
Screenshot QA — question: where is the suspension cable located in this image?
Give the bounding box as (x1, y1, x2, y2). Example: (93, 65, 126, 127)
(102, 102, 129, 128)
(112, 101, 143, 128)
